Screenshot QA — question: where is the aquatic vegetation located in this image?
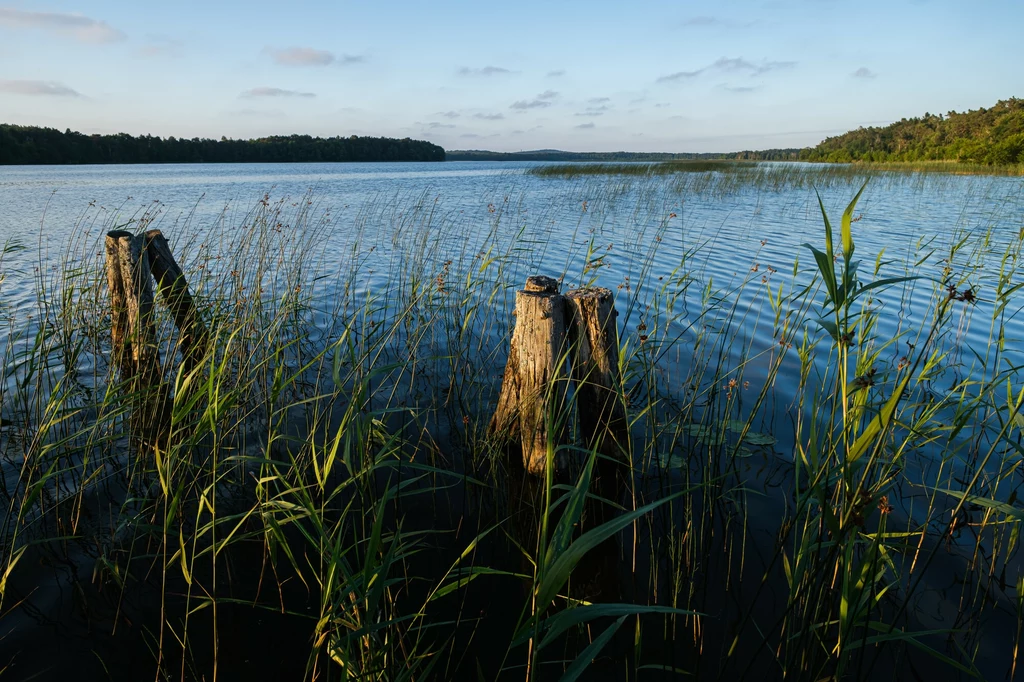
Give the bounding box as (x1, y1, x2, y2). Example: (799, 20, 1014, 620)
(1, 169, 1023, 680)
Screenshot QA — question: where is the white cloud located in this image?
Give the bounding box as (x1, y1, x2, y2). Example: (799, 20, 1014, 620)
(265, 46, 363, 66)
(458, 65, 512, 76)
(0, 7, 124, 43)
(0, 79, 82, 96)
(658, 56, 796, 83)
(241, 87, 316, 98)
(511, 90, 559, 110)
(574, 122, 595, 129)
(852, 67, 877, 79)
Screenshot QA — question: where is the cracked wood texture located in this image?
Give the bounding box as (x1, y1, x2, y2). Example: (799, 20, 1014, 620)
(145, 229, 208, 377)
(565, 287, 628, 465)
(514, 287, 569, 475)
(105, 230, 167, 443)
(489, 275, 562, 443)
(490, 275, 568, 475)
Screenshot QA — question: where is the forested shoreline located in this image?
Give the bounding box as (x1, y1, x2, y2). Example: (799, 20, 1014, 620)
(0, 125, 446, 164)
(803, 98, 1024, 164)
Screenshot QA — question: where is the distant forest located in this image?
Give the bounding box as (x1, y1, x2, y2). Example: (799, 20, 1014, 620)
(803, 98, 1024, 165)
(0, 125, 446, 165)
(447, 148, 802, 162)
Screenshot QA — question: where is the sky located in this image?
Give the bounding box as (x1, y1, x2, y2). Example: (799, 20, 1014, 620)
(0, 0, 1022, 153)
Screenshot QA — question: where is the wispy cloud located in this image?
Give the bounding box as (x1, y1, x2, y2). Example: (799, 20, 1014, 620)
(438, 111, 460, 119)
(0, 79, 82, 96)
(460, 133, 482, 139)
(510, 99, 549, 110)
(852, 67, 877, 79)
(574, 122, 595, 130)
(0, 8, 124, 43)
(656, 69, 705, 83)
(427, 122, 456, 129)
(658, 56, 796, 83)
(575, 104, 609, 117)
(265, 47, 363, 66)
(137, 35, 183, 58)
(547, 69, 565, 77)
(241, 86, 315, 98)
(588, 97, 611, 104)
(474, 113, 504, 120)
(458, 65, 511, 76)
(722, 84, 758, 93)
(511, 90, 559, 110)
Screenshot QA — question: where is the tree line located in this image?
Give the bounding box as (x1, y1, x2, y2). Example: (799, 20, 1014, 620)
(0, 125, 446, 165)
(802, 98, 1024, 165)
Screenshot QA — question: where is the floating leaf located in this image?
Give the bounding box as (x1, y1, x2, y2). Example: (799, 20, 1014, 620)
(726, 420, 748, 433)
(742, 432, 776, 446)
(682, 424, 726, 446)
(657, 452, 687, 468)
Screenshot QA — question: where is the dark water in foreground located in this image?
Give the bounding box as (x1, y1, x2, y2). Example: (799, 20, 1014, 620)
(2, 161, 1024, 680)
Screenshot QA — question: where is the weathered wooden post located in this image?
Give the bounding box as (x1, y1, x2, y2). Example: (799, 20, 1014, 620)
(105, 230, 167, 442)
(144, 229, 208, 377)
(104, 233, 132, 379)
(565, 287, 629, 465)
(489, 275, 570, 475)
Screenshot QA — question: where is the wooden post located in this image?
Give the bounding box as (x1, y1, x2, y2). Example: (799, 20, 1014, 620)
(490, 276, 569, 476)
(489, 276, 560, 443)
(144, 229, 208, 376)
(565, 287, 629, 466)
(104, 233, 132, 378)
(105, 230, 166, 441)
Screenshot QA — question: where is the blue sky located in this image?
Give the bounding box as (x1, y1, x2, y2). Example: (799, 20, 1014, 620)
(0, 0, 1021, 152)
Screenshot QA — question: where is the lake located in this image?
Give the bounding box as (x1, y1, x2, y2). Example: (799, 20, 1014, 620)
(1, 161, 1024, 680)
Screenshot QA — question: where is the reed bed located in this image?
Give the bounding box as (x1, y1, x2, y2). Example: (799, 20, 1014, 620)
(1, 173, 1023, 681)
(532, 159, 1024, 181)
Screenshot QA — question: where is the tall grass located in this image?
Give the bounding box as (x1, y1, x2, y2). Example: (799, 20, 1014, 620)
(1, 172, 1023, 680)
(532, 159, 1024, 181)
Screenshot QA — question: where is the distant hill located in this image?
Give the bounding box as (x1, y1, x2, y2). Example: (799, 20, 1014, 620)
(0, 125, 446, 165)
(446, 148, 802, 162)
(803, 98, 1024, 165)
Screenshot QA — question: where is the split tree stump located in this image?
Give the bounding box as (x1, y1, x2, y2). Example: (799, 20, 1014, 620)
(105, 229, 206, 444)
(105, 230, 166, 440)
(490, 276, 629, 478)
(490, 275, 570, 475)
(565, 287, 628, 464)
(145, 229, 208, 377)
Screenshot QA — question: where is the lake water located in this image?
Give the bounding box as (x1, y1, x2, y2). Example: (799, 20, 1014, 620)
(4, 161, 1023, 448)
(2, 161, 1024, 679)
